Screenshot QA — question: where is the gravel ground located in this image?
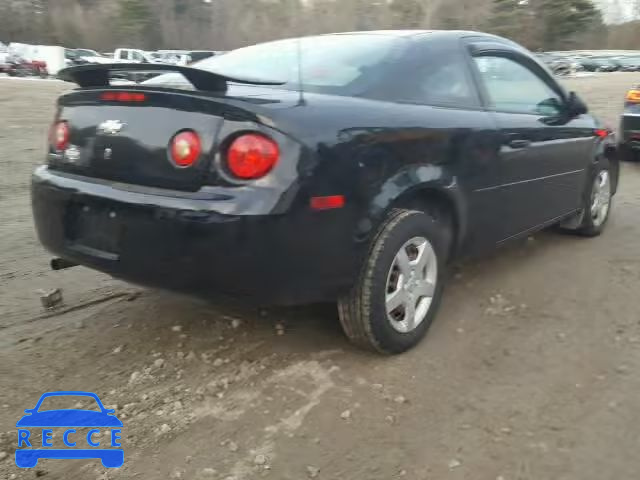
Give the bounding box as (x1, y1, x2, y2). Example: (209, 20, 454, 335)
(1, 73, 639, 480)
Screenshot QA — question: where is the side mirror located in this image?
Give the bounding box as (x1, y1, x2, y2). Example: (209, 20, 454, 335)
(537, 97, 564, 117)
(567, 91, 588, 117)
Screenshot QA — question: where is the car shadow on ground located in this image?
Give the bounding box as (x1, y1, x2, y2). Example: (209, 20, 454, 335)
(80, 227, 587, 360)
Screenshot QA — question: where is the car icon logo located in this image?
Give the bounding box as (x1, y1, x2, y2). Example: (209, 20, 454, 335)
(15, 391, 124, 468)
(64, 145, 81, 163)
(97, 120, 125, 136)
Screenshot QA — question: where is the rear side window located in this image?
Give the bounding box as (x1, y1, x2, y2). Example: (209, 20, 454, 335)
(474, 56, 563, 116)
(384, 41, 478, 108)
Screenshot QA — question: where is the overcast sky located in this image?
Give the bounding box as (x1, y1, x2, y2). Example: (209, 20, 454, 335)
(597, 0, 637, 23)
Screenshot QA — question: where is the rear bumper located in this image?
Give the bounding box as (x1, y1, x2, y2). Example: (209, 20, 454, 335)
(621, 113, 640, 150)
(16, 449, 124, 468)
(620, 113, 640, 160)
(32, 167, 362, 305)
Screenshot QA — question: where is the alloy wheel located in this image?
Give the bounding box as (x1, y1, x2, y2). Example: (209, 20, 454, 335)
(590, 170, 611, 227)
(385, 236, 438, 334)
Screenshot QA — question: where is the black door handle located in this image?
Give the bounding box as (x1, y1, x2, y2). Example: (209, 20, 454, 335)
(508, 139, 531, 149)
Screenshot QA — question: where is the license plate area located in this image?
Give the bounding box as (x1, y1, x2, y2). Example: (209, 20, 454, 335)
(65, 202, 123, 258)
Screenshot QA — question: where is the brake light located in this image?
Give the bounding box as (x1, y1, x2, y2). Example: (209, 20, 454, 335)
(626, 89, 640, 103)
(101, 91, 146, 102)
(594, 128, 609, 139)
(169, 131, 201, 167)
(226, 134, 279, 180)
(49, 121, 69, 151)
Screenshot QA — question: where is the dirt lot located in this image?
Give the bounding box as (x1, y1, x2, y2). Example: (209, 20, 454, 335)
(1, 73, 639, 480)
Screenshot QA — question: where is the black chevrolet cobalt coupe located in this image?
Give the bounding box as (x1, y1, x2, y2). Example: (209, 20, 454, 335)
(33, 31, 618, 354)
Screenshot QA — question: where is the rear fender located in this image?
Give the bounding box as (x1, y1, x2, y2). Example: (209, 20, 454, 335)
(356, 164, 467, 253)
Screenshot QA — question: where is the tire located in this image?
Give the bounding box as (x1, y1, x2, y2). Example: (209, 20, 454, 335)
(565, 159, 613, 237)
(338, 209, 450, 354)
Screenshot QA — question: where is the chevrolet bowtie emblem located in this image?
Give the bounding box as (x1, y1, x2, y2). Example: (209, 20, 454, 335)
(97, 120, 126, 136)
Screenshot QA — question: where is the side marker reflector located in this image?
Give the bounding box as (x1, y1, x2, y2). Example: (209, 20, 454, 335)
(310, 195, 345, 211)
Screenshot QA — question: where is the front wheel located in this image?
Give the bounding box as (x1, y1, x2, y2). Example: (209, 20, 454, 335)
(338, 209, 450, 354)
(563, 161, 613, 237)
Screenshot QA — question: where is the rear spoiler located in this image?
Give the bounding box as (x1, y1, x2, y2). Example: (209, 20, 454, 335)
(57, 63, 286, 91)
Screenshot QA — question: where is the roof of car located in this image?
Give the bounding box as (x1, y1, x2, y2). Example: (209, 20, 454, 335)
(328, 30, 433, 37)
(324, 30, 502, 40)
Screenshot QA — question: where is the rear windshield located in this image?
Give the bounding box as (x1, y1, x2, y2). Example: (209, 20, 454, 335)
(146, 34, 404, 97)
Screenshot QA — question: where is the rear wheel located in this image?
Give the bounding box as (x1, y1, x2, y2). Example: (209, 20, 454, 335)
(15, 451, 38, 468)
(101, 453, 124, 468)
(338, 209, 450, 354)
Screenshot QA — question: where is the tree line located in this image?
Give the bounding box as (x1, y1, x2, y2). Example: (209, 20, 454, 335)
(0, 0, 639, 52)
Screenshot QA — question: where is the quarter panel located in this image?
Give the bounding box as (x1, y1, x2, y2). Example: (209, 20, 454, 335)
(266, 97, 503, 257)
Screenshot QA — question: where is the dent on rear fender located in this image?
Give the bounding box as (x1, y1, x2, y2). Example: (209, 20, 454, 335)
(370, 164, 443, 213)
(356, 164, 466, 239)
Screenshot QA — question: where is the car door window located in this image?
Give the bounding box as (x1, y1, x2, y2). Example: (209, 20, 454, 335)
(131, 51, 144, 62)
(474, 56, 563, 116)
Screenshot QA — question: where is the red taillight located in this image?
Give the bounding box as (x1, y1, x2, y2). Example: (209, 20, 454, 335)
(310, 195, 346, 211)
(101, 91, 146, 102)
(594, 128, 609, 139)
(49, 121, 69, 151)
(170, 131, 201, 167)
(226, 134, 279, 180)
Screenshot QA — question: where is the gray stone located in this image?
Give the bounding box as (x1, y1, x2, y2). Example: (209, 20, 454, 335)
(306, 466, 320, 478)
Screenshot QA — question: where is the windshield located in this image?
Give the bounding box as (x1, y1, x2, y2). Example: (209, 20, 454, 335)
(146, 34, 404, 96)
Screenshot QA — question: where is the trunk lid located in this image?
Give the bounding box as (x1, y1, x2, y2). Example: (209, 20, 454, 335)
(51, 89, 226, 191)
